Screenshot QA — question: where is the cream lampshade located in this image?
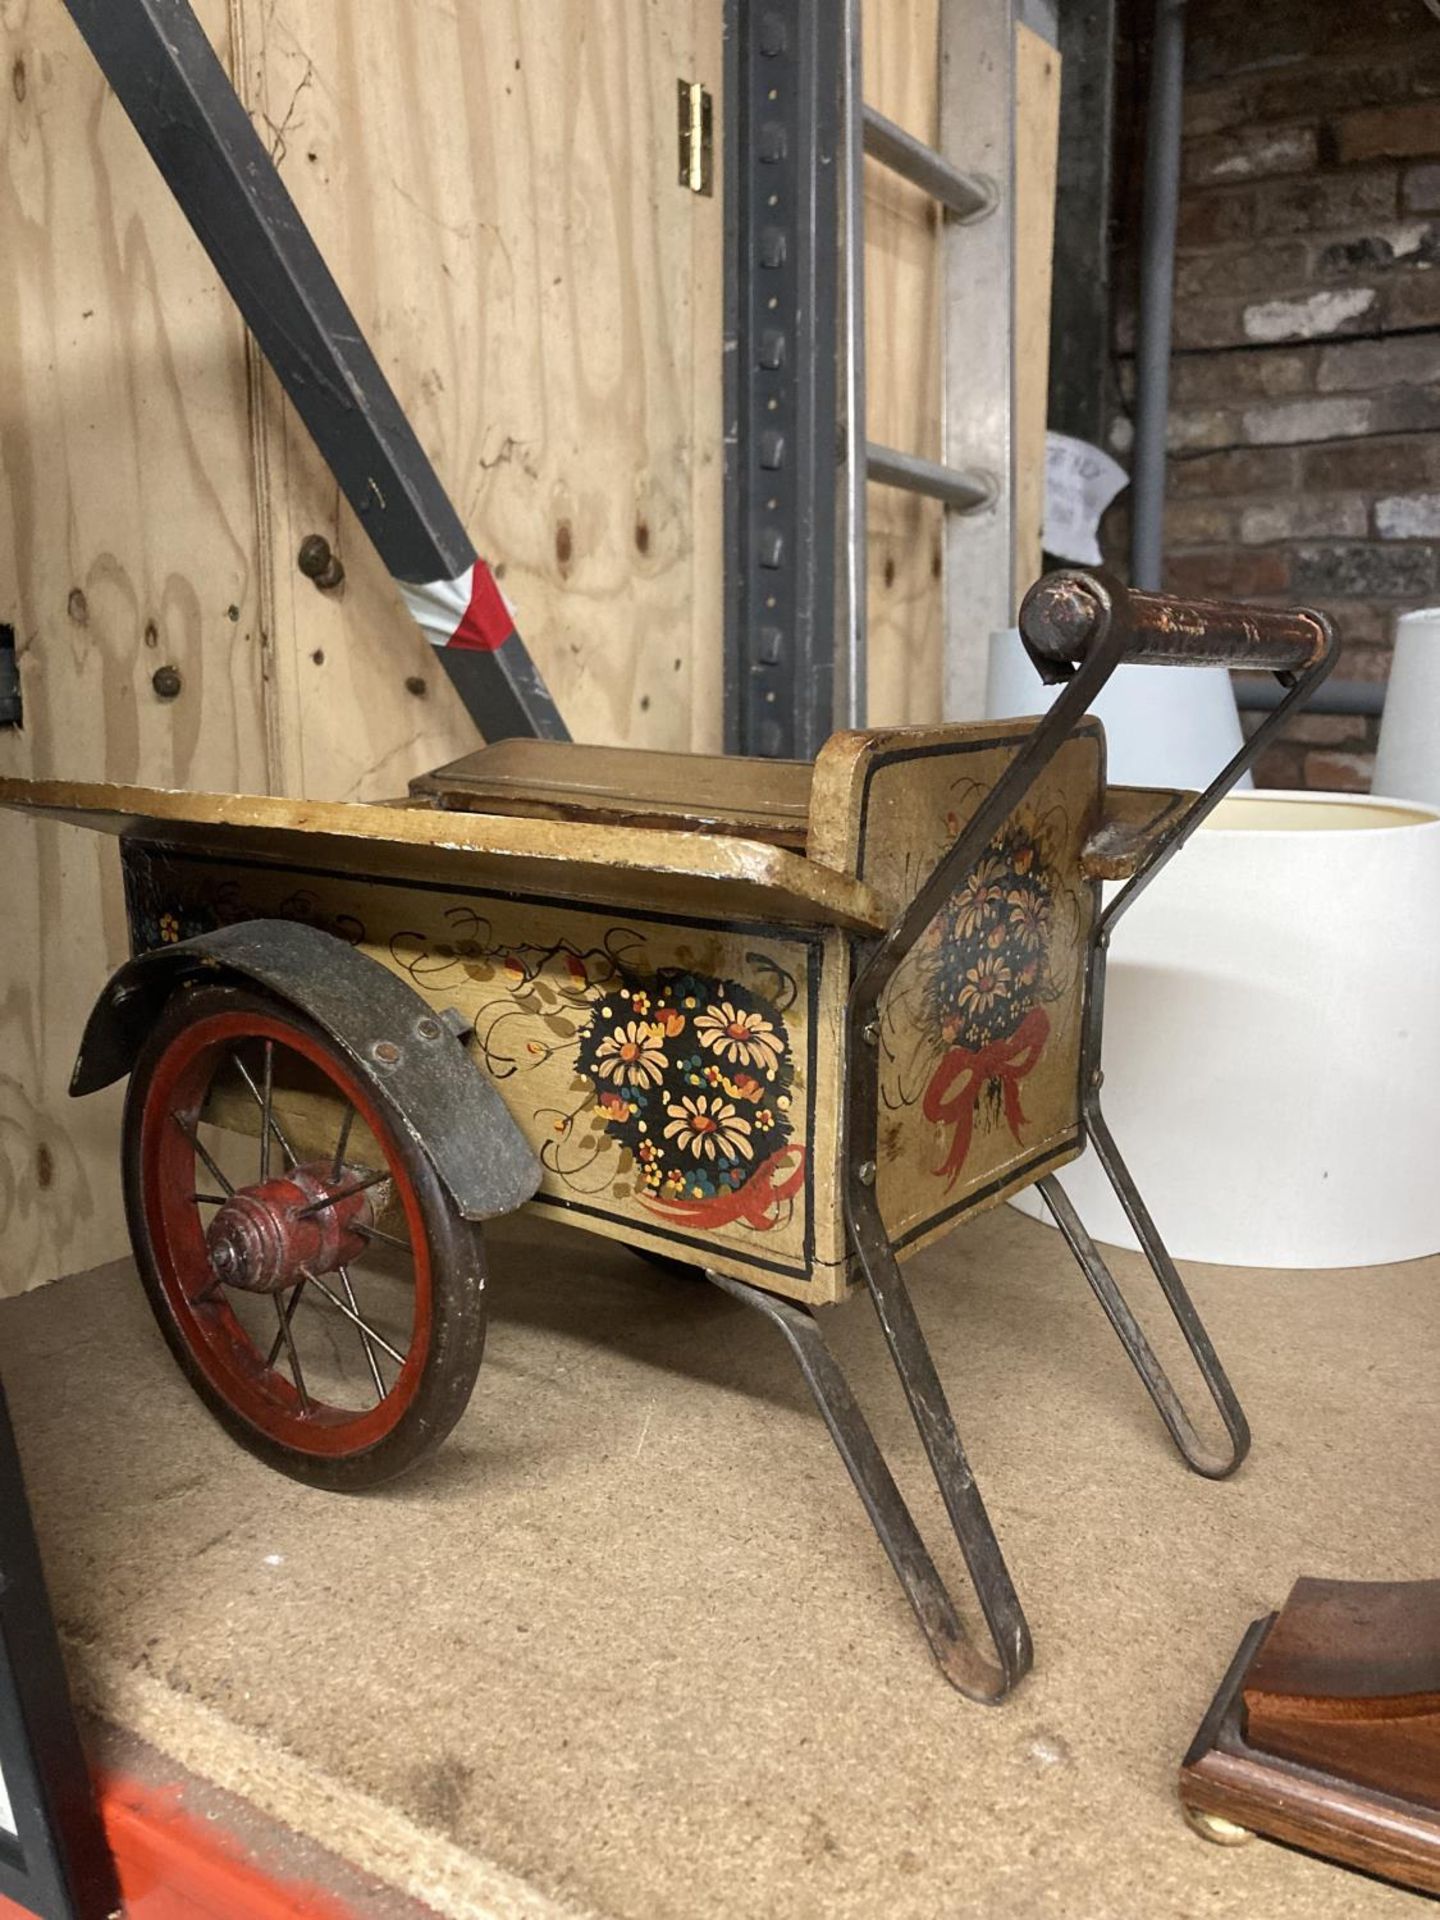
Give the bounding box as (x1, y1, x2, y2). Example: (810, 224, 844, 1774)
(1372, 606, 1440, 808)
(985, 626, 1253, 791)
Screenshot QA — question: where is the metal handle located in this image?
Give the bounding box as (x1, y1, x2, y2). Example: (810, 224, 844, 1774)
(1020, 569, 1332, 678)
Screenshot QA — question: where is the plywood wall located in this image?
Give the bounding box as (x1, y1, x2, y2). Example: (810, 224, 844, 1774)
(0, 0, 270, 1294)
(0, 0, 722, 1294)
(241, 0, 725, 793)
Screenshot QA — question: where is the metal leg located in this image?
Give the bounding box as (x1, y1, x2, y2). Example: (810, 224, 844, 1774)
(1037, 1104, 1250, 1481)
(708, 1265, 1032, 1704)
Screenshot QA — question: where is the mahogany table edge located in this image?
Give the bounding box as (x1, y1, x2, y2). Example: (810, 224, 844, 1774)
(1179, 1614, 1440, 1899)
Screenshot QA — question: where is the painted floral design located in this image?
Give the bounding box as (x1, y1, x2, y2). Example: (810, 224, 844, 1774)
(921, 816, 1061, 1189)
(694, 1001, 785, 1076)
(128, 859, 365, 956)
(593, 1020, 668, 1089)
(663, 1094, 755, 1163)
(575, 971, 804, 1228)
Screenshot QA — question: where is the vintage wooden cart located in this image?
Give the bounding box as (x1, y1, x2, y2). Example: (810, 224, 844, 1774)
(0, 572, 1336, 1700)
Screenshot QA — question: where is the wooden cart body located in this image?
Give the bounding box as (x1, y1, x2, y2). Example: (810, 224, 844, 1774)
(1, 716, 1144, 1307)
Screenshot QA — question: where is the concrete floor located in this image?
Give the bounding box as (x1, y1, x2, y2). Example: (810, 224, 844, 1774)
(3, 1206, 1435, 1919)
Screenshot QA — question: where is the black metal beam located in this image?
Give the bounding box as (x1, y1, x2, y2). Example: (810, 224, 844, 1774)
(1235, 675, 1382, 717)
(62, 0, 566, 742)
(723, 0, 840, 759)
(0, 1378, 118, 1919)
(1046, 0, 1118, 450)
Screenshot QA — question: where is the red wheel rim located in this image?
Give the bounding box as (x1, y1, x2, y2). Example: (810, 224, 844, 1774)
(138, 1007, 435, 1459)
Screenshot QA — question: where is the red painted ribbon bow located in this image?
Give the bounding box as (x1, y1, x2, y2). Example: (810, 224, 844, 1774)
(921, 1005, 1051, 1190)
(644, 1144, 807, 1231)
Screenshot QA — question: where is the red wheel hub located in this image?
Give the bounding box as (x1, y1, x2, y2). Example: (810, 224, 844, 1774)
(206, 1162, 378, 1294)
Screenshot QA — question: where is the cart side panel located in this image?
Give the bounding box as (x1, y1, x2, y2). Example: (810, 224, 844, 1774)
(843, 723, 1106, 1258)
(120, 842, 847, 1302)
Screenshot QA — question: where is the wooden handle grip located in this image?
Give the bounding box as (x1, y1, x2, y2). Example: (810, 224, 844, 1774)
(1020, 571, 1333, 674)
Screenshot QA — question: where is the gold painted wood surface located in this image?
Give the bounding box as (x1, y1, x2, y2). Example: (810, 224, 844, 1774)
(1081, 785, 1192, 881)
(413, 739, 812, 846)
(809, 714, 1081, 907)
(824, 721, 1104, 1257)
(123, 843, 852, 1303)
(0, 779, 889, 935)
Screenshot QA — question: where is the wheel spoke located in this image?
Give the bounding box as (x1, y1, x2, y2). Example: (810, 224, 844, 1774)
(172, 1111, 235, 1196)
(260, 1040, 274, 1180)
(271, 1291, 311, 1410)
(264, 1278, 309, 1369)
(188, 1191, 229, 1208)
(330, 1105, 356, 1184)
(351, 1220, 411, 1255)
(339, 1265, 387, 1402)
(303, 1272, 408, 1367)
(232, 1052, 298, 1171)
(295, 1169, 389, 1219)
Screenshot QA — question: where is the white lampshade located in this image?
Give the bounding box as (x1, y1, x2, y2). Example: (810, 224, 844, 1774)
(985, 627, 1252, 792)
(1372, 606, 1440, 807)
(1012, 791, 1440, 1268)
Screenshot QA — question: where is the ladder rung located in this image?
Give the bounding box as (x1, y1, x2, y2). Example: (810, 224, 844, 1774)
(861, 106, 995, 222)
(866, 444, 995, 513)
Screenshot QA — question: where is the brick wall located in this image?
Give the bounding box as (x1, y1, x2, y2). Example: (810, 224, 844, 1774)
(1109, 0, 1440, 789)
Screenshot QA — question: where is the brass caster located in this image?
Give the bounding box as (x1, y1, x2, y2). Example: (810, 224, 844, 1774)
(1183, 1804, 1255, 1847)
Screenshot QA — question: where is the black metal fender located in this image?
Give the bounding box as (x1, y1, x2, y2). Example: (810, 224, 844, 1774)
(71, 920, 542, 1223)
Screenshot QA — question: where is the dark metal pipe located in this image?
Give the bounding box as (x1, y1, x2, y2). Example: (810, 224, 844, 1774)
(1130, 0, 1187, 591)
(861, 106, 995, 220)
(1234, 677, 1383, 718)
(865, 444, 994, 512)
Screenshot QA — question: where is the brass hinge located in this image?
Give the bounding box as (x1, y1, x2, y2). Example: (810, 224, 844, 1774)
(677, 79, 713, 196)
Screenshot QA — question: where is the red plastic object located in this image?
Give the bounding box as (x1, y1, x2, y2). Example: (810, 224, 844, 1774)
(0, 1772, 365, 1920)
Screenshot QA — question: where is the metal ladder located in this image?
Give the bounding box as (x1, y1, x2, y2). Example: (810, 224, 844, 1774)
(838, 0, 1018, 730)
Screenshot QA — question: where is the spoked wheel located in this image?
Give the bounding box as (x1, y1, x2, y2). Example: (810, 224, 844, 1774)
(122, 983, 486, 1489)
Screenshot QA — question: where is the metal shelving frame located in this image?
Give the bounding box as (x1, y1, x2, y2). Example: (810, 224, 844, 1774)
(726, 0, 1018, 754)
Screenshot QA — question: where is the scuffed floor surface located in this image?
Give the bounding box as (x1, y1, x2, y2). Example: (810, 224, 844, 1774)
(3, 1206, 1435, 1919)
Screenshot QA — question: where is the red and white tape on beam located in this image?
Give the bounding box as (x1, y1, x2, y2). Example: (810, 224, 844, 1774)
(399, 559, 518, 654)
